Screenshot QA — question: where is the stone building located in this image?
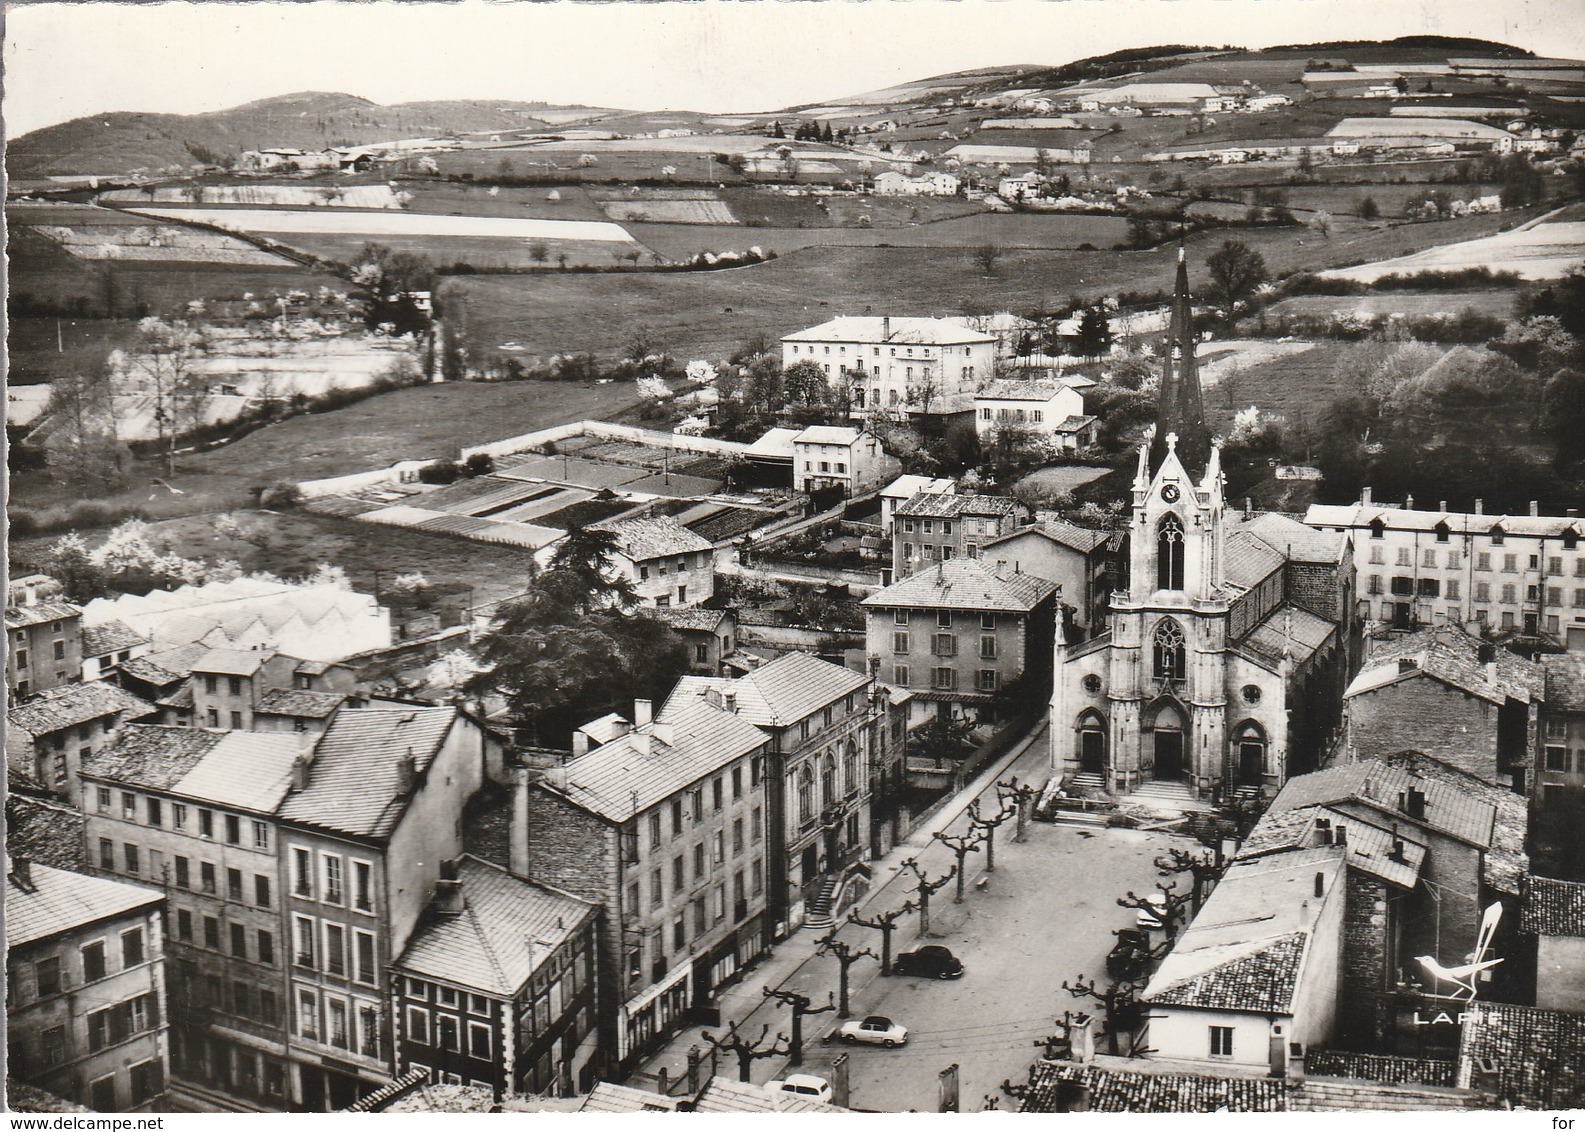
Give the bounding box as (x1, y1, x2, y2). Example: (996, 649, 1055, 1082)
(6, 581, 83, 699)
(891, 492, 1027, 579)
(1522, 876, 1585, 1013)
(980, 519, 1120, 638)
(7, 682, 156, 806)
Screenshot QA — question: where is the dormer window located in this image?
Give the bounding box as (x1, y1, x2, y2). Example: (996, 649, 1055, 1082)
(1434, 521, 1450, 544)
(1565, 528, 1579, 551)
(1369, 518, 1385, 540)
(1490, 525, 1505, 546)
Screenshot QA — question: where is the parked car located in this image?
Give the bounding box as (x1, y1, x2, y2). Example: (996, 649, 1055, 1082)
(894, 945, 964, 979)
(766, 1074, 833, 1103)
(1106, 927, 1153, 980)
(1137, 892, 1170, 930)
(838, 1015, 909, 1047)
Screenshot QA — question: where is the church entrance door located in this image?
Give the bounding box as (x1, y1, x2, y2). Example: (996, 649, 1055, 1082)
(1153, 730, 1184, 780)
(1080, 728, 1105, 775)
(1237, 741, 1264, 787)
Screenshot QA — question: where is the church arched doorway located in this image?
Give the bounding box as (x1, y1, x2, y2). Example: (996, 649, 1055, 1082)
(1146, 700, 1187, 781)
(1076, 710, 1107, 775)
(1233, 721, 1266, 788)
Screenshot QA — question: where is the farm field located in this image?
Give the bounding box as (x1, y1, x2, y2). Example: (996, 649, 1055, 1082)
(403, 181, 612, 221)
(29, 221, 296, 265)
(277, 231, 659, 269)
(599, 198, 737, 224)
(1205, 345, 1358, 430)
(1319, 217, 1585, 281)
(120, 205, 641, 242)
(1265, 290, 1523, 318)
(718, 187, 982, 228)
(101, 184, 405, 209)
(445, 207, 1530, 361)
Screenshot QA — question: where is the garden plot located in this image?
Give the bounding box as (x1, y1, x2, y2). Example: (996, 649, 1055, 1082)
(185, 334, 418, 398)
(599, 199, 737, 224)
(103, 184, 405, 209)
(120, 205, 639, 242)
(1319, 218, 1585, 282)
(28, 222, 293, 265)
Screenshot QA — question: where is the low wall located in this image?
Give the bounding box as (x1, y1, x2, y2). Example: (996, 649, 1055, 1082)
(298, 460, 430, 499)
(461, 418, 751, 462)
(737, 621, 863, 654)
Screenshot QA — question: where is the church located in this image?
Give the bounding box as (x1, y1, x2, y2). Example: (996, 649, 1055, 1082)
(1049, 249, 1359, 801)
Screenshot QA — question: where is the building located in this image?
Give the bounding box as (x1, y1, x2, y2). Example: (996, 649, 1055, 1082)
(81, 621, 151, 683)
(392, 856, 600, 1096)
(509, 695, 773, 1071)
(781, 316, 997, 417)
(652, 607, 738, 676)
(872, 170, 960, 196)
(864, 557, 1058, 727)
(1455, 1003, 1585, 1109)
(891, 491, 1027, 579)
(1537, 651, 1585, 875)
(591, 517, 716, 609)
(878, 475, 956, 533)
(6, 857, 169, 1112)
(1049, 250, 1355, 799)
(7, 582, 84, 699)
(1523, 876, 1585, 1012)
(1340, 626, 1544, 792)
(7, 682, 157, 805)
(661, 651, 880, 936)
(973, 377, 1098, 451)
(741, 427, 800, 488)
(980, 519, 1119, 638)
(790, 425, 900, 496)
(189, 649, 310, 732)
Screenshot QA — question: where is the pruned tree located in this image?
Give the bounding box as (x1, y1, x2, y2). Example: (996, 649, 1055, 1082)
(762, 986, 836, 1065)
(995, 776, 1038, 843)
(1155, 846, 1223, 915)
(848, 901, 916, 975)
(1062, 974, 1144, 1055)
(815, 931, 878, 1017)
(901, 857, 956, 936)
(702, 1021, 789, 1082)
(967, 799, 1017, 873)
(932, 828, 985, 904)
(1117, 882, 1191, 939)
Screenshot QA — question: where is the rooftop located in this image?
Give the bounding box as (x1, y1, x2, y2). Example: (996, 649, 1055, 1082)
(1231, 510, 1346, 565)
(80, 620, 149, 658)
(744, 427, 801, 460)
(8, 681, 155, 739)
(6, 858, 162, 949)
(4, 599, 81, 631)
(894, 491, 1023, 520)
(256, 688, 348, 719)
(982, 518, 1112, 555)
(782, 315, 996, 347)
(663, 650, 869, 729)
(975, 376, 1098, 402)
(590, 515, 713, 560)
(1542, 652, 1585, 713)
(880, 474, 956, 500)
(864, 556, 1057, 614)
(1346, 626, 1545, 707)
(86, 724, 307, 814)
(1239, 603, 1337, 671)
(190, 647, 275, 676)
(1522, 876, 1585, 938)
(396, 855, 594, 996)
(650, 606, 731, 633)
(1239, 803, 1427, 891)
(792, 425, 863, 446)
(1457, 1002, 1585, 1109)
(5, 794, 88, 873)
(691, 1077, 847, 1113)
(1304, 501, 1582, 540)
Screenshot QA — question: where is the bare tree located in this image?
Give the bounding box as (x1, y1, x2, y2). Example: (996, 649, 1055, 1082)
(1155, 846, 1224, 915)
(1062, 974, 1145, 1056)
(42, 356, 126, 492)
(848, 902, 916, 975)
(127, 316, 209, 476)
(901, 857, 956, 935)
(932, 829, 985, 903)
(702, 1021, 790, 1082)
(967, 799, 1017, 873)
(1117, 882, 1191, 940)
(762, 986, 836, 1065)
(996, 777, 1038, 843)
(815, 931, 878, 1017)
(972, 243, 1006, 276)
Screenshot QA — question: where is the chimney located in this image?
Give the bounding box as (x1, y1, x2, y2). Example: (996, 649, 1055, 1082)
(1478, 642, 1497, 664)
(22, 581, 37, 606)
(704, 688, 723, 710)
(9, 857, 33, 891)
(1568, 509, 1579, 519)
(510, 767, 531, 877)
(1404, 494, 1414, 510)
(1334, 825, 1347, 846)
(1397, 657, 1418, 674)
(1439, 500, 1447, 513)
(1530, 500, 1539, 517)
(434, 859, 464, 916)
(633, 699, 653, 728)
(1474, 498, 1484, 515)
(1269, 1024, 1289, 1078)
(632, 731, 653, 757)
(1314, 872, 1325, 898)
(1361, 486, 1372, 506)
(1390, 837, 1407, 863)
(291, 752, 313, 792)
(651, 720, 675, 747)
(1405, 787, 1426, 821)
(724, 691, 737, 714)
(1070, 1014, 1096, 1063)
(1316, 816, 1333, 845)
(1485, 661, 1498, 685)
(572, 732, 589, 758)
(882, 315, 892, 341)
(1244, 497, 1253, 518)
(1471, 1057, 1501, 1097)
(396, 748, 417, 795)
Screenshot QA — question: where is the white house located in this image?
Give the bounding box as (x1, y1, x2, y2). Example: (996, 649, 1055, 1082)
(873, 171, 961, 196)
(590, 516, 716, 608)
(879, 475, 957, 532)
(973, 377, 1099, 451)
(791, 426, 900, 496)
(782, 316, 997, 416)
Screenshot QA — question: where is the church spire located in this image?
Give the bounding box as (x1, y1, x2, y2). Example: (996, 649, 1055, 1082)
(1149, 244, 1212, 477)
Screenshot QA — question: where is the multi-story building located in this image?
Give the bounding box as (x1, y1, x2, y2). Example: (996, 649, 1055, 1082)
(653, 608, 738, 677)
(864, 557, 1058, 727)
(973, 376, 1099, 452)
(891, 492, 1027, 579)
(6, 856, 169, 1112)
(980, 519, 1119, 638)
(878, 475, 955, 533)
(189, 649, 308, 732)
(1305, 495, 1585, 644)
(662, 652, 878, 936)
(591, 517, 716, 609)
(7, 682, 156, 805)
(509, 695, 772, 1072)
(7, 582, 84, 699)
(790, 425, 900, 496)
(1537, 650, 1585, 877)
(392, 855, 600, 1096)
(781, 316, 997, 416)
(81, 621, 151, 683)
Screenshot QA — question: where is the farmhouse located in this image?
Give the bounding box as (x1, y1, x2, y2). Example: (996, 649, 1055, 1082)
(782, 316, 997, 417)
(872, 170, 960, 196)
(973, 377, 1099, 452)
(790, 425, 899, 496)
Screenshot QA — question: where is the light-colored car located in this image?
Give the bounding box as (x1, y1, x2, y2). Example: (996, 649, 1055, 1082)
(838, 1015, 909, 1047)
(1137, 892, 1170, 930)
(766, 1074, 833, 1102)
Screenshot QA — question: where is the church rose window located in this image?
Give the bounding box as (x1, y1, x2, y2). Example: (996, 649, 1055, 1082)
(1082, 674, 1102, 695)
(1241, 685, 1261, 704)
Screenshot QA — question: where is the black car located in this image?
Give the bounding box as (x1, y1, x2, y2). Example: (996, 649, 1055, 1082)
(894, 945, 964, 979)
(1106, 928, 1153, 980)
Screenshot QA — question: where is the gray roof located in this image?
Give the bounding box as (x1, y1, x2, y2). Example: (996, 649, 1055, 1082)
(1306, 502, 1583, 540)
(549, 696, 767, 822)
(1224, 529, 1287, 590)
(6, 860, 162, 948)
(1522, 876, 1585, 938)
(8, 681, 155, 739)
(256, 688, 347, 718)
(1457, 1003, 1585, 1109)
(85, 724, 307, 815)
(1239, 804, 1426, 891)
(395, 856, 594, 995)
(83, 724, 225, 789)
(591, 516, 713, 561)
(1233, 511, 1346, 564)
(6, 794, 88, 873)
(1543, 653, 1585, 713)
(1239, 603, 1336, 669)
(4, 600, 81, 630)
(983, 518, 1112, 555)
(81, 620, 149, 658)
(191, 647, 274, 676)
(663, 650, 869, 729)
(650, 606, 730, 633)
(863, 557, 1057, 613)
(1347, 626, 1545, 707)
(895, 492, 1022, 520)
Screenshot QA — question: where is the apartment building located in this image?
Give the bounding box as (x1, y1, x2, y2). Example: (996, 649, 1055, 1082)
(1305, 495, 1585, 643)
(790, 425, 900, 496)
(510, 696, 772, 1073)
(973, 376, 1099, 451)
(6, 857, 169, 1112)
(592, 517, 716, 609)
(7, 682, 156, 806)
(781, 316, 998, 416)
(892, 492, 1028, 579)
(7, 585, 84, 699)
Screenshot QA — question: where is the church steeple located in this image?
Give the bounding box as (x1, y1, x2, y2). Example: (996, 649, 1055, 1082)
(1149, 245, 1211, 477)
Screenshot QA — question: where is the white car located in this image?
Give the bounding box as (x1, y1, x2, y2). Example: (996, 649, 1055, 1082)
(766, 1074, 833, 1102)
(838, 1015, 909, 1047)
(1137, 892, 1170, 930)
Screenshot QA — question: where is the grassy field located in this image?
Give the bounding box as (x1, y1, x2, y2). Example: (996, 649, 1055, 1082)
(404, 182, 612, 222)
(1265, 291, 1523, 318)
(1204, 347, 1353, 432)
(445, 207, 1529, 361)
(277, 231, 661, 269)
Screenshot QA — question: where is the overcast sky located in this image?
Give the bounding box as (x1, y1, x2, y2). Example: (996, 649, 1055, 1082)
(6, 0, 1581, 137)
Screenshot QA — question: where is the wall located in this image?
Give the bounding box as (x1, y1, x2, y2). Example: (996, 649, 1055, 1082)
(1536, 935, 1585, 1012)
(1337, 870, 1396, 1050)
(1289, 870, 1347, 1054)
(7, 611, 84, 697)
(1145, 1005, 1276, 1068)
(893, 510, 1021, 579)
(868, 605, 1034, 708)
(628, 549, 716, 609)
(980, 533, 1090, 630)
(1346, 676, 1501, 784)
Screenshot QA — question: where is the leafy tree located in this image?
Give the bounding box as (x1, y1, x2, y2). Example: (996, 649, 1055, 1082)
(1357, 195, 1380, 221)
(1544, 368, 1585, 464)
(43, 535, 109, 604)
(125, 316, 209, 476)
(1075, 307, 1112, 359)
(41, 356, 127, 492)
(1204, 240, 1269, 326)
(781, 359, 836, 424)
(972, 243, 1006, 275)
(350, 243, 435, 336)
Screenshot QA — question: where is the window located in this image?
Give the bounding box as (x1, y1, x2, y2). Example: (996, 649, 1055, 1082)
(225, 814, 241, 844)
(198, 809, 213, 839)
(354, 861, 373, 913)
(893, 608, 909, 624)
(407, 1006, 430, 1046)
(671, 799, 685, 837)
(1491, 527, 1505, 546)
(96, 785, 112, 812)
(130, 1060, 163, 1105)
(649, 811, 663, 847)
(354, 930, 376, 986)
(297, 988, 320, 1040)
(1446, 580, 1460, 600)
(651, 867, 664, 908)
(1475, 582, 1491, 603)
(295, 917, 316, 967)
(1157, 514, 1186, 590)
(323, 855, 344, 904)
(732, 766, 743, 800)
(893, 631, 910, 653)
(937, 610, 952, 628)
(1422, 548, 1438, 567)
(1550, 556, 1564, 576)
(293, 848, 313, 897)
(1548, 586, 1564, 608)
(82, 941, 107, 982)
(1209, 1026, 1234, 1058)
(252, 820, 269, 851)
(176, 910, 192, 942)
(980, 634, 997, 659)
(230, 922, 247, 958)
(145, 796, 162, 826)
(978, 669, 999, 692)
(1503, 553, 1518, 573)
(752, 858, 764, 895)
(1546, 747, 1571, 773)
(694, 842, 706, 880)
(438, 1014, 460, 1052)
(325, 923, 346, 976)
(258, 929, 276, 966)
(255, 873, 272, 908)
(713, 777, 724, 812)
(932, 667, 957, 690)
(34, 956, 61, 998)
(204, 916, 221, 950)
(933, 632, 957, 656)
(1153, 620, 1186, 681)
(124, 842, 140, 874)
(1502, 583, 1517, 604)
(122, 791, 137, 819)
(40, 1025, 66, 1068)
(713, 830, 726, 864)
(469, 1020, 492, 1060)
(733, 817, 744, 856)
(97, 838, 114, 870)
(673, 855, 685, 890)
(228, 676, 243, 696)
(752, 806, 763, 843)
(894, 664, 910, 685)
(1477, 552, 1492, 571)
(1367, 574, 1383, 595)
(172, 802, 187, 830)
(228, 867, 244, 901)
(201, 861, 217, 894)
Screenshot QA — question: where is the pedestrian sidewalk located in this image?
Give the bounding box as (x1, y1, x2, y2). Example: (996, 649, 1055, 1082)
(628, 717, 1053, 1093)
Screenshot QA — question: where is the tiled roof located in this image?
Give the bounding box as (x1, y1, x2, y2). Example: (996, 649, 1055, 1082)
(1052, 414, 1098, 433)
(983, 518, 1111, 555)
(6, 859, 161, 948)
(650, 606, 729, 633)
(81, 620, 149, 658)
(5, 1080, 92, 1113)
(782, 315, 996, 346)
(975, 377, 1095, 402)
(171, 730, 306, 815)
(1542, 652, 1585, 713)
(880, 474, 955, 500)
(663, 651, 869, 729)
(157, 683, 195, 711)
(1305, 1051, 1456, 1087)
(1238, 804, 1425, 890)
(6, 794, 88, 872)
(256, 688, 347, 718)
(1457, 1003, 1585, 1109)
(1150, 931, 1308, 1012)
(591, 516, 713, 561)
(792, 425, 862, 446)
(1021, 1061, 1286, 1113)
(4, 600, 81, 630)
(1522, 876, 1585, 937)
(8, 681, 155, 739)
(116, 655, 186, 687)
(692, 1077, 847, 1113)
(1346, 626, 1544, 706)
(1239, 603, 1336, 669)
(1305, 502, 1582, 540)
(190, 647, 273, 676)
(863, 556, 1057, 613)
(276, 706, 459, 839)
(550, 697, 767, 822)
(1233, 511, 1345, 564)
(396, 856, 594, 995)
(82, 724, 224, 790)
(578, 1082, 682, 1112)
(744, 427, 800, 460)
(894, 492, 1022, 519)
(119, 641, 213, 686)
(1224, 528, 1287, 589)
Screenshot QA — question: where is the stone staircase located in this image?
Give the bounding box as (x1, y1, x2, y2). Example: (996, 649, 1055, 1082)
(1068, 771, 1106, 792)
(1121, 779, 1207, 815)
(804, 874, 841, 932)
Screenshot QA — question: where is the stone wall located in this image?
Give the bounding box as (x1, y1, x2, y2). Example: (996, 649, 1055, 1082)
(1338, 869, 1394, 1051)
(1347, 676, 1500, 783)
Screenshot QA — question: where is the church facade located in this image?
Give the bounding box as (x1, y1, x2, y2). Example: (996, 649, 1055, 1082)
(1049, 250, 1358, 799)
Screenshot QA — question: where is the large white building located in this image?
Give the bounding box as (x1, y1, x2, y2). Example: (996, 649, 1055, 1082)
(973, 377, 1099, 451)
(790, 426, 899, 496)
(781, 317, 997, 417)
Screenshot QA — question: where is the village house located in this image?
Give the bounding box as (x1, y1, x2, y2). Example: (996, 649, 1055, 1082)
(590, 517, 716, 609)
(7, 579, 84, 699)
(871, 170, 960, 196)
(7, 681, 157, 806)
(82, 621, 151, 683)
(391, 856, 600, 1096)
(652, 607, 738, 677)
(509, 696, 772, 1073)
(980, 519, 1119, 638)
(891, 492, 1027, 579)
(973, 376, 1099, 451)
(781, 316, 997, 417)
(1523, 876, 1585, 1013)
(790, 425, 900, 496)
(864, 557, 1058, 727)
(5, 857, 170, 1112)
(878, 474, 956, 533)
